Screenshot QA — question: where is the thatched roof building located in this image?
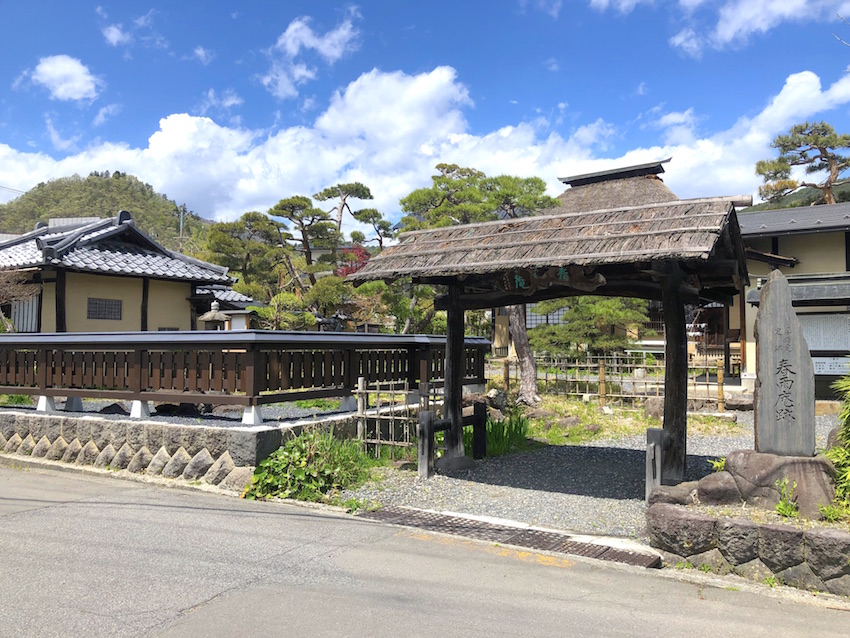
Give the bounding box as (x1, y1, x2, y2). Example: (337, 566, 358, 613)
(551, 159, 678, 214)
(349, 197, 748, 310)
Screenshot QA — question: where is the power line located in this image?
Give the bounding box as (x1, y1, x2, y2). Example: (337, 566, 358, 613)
(0, 184, 26, 195)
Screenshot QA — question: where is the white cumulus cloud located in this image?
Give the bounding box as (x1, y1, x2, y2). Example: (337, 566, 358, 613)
(28, 55, 102, 102)
(93, 104, 122, 126)
(102, 24, 132, 46)
(261, 10, 360, 100)
(193, 46, 214, 65)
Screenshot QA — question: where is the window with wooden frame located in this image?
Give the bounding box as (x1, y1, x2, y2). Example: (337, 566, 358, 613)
(87, 298, 122, 320)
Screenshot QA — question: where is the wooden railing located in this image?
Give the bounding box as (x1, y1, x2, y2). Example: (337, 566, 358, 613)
(0, 331, 489, 408)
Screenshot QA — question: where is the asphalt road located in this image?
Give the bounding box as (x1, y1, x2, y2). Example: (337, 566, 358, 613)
(0, 465, 847, 638)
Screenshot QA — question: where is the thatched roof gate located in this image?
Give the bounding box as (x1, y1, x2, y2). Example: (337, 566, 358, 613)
(351, 188, 749, 486)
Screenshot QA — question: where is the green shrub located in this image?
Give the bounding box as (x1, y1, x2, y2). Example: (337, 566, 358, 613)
(775, 476, 799, 518)
(708, 457, 726, 472)
(824, 445, 850, 502)
(244, 428, 370, 502)
(832, 374, 850, 445)
(818, 502, 848, 523)
(0, 394, 32, 406)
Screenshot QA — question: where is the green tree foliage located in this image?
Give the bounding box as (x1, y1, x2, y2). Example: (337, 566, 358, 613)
(269, 196, 339, 285)
(481, 175, 559, 218)
(0, 172, 208, 251)
(202, 212, 291, 302)
(303, 275, 350, 318)
(400, 164, 491, 228)
(313, 182, 373, 235)
(756, 121, 850, 205)
(352, 207, 394, 249)
(528, 297, 650, 355)
(249, 292, 317, 331)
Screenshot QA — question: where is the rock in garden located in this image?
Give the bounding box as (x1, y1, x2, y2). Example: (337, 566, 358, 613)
(0, 431, 5, 449)
(826, 427, 842, 449)
(17, 434, 35, 456)
(717, 518, 760, 566)
(647, 482, 699, 506)
(487, 407, 505, 422)
(462, 393, 485, 407)
(804, 527, 850, 581)
(75, 441, 100, 465)
(94, 444, 117, 469)
(127, 446, 153, 473)
(486, 388, 507, 411)
(61, 438, 82, 463)
(3, 432, 22, 453)
(183, 448, 215, 480)
(725, 449, 835, 518)
(204, 451, 235, 485)
(556, 416, 581, 429)
(759, 524, 805, 573)
(646, 503, 717, 556)
(218, 466, 255, 492)
(696, 472, 741, 505)
(110, 443, 135, 470)
(146, 447, 172, 476)
(30, 435, 51, 458)
(644, 397, 664, 420)
(98, 402, 129, 415)
(725, 394, 754, 411)
(162, 446, 192, 478)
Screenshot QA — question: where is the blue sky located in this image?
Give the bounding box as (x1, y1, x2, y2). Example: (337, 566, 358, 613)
(3, 1, 850, 237)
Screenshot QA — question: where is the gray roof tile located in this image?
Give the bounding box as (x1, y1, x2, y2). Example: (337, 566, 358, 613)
(0, 213, 231, 284)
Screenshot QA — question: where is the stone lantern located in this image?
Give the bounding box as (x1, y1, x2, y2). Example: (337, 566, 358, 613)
(198, 300, 230, 331)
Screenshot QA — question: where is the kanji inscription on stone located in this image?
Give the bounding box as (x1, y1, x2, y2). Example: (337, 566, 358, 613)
(754, 270, 815, 456)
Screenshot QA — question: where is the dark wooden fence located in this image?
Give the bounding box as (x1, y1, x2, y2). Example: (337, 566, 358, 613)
(0, 331, 489, 407)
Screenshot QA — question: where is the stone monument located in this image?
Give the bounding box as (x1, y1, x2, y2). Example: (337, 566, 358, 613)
(754, 270, 815, 456)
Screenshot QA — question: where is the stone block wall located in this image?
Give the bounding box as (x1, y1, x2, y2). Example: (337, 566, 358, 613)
(647, 503, 850, 596)
(0, 410, 276, 490)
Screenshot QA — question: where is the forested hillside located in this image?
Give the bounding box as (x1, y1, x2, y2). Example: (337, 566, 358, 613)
(0, 172, 210, 252)
(744, 183, 850, 211)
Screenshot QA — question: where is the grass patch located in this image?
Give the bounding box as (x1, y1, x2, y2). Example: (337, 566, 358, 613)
(0, 394, 32, 406)
(244, 427, 372, 502)
(521, 396, 744, 445)
(462, 413, 532, 457)
(293, 398, 341, 411)
(524, 395, 645, 444)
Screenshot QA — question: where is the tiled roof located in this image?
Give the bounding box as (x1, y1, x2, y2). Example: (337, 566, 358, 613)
(738, 202, 850, 237)
(0, 211, 231, 284)
(198, 287, 254, 303)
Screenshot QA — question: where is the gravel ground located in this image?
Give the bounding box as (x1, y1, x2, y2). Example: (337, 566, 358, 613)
(342, 411, 840, 541)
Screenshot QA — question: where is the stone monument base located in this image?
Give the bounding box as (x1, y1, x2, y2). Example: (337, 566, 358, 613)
(649, 449, 836, 520)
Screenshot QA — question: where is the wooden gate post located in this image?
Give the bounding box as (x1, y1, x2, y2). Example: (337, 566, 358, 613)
(418, 410, 436, 479)
(437, 285, 474, 471)
(717, 364, 725, 412)
(472, 401, 487, 460)
(661, 264, 688, 484)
